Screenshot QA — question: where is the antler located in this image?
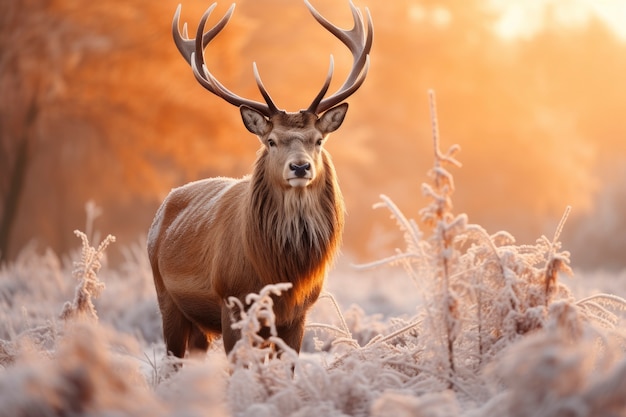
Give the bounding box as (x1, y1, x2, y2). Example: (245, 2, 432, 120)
(172, 4, 279, 117)
(172, 1, 372, 116)
(305, 0, 373, 114)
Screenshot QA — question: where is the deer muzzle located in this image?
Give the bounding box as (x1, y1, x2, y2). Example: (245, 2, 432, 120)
(290, 163, 311, 178)
(287, 162, 313, 188)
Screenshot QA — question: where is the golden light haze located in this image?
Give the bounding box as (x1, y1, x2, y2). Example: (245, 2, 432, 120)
(491, 0, 626, 40)
(1, 0, 625, 269)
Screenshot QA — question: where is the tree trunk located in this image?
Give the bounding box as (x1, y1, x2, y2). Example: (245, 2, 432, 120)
(0, 99, 38, 264)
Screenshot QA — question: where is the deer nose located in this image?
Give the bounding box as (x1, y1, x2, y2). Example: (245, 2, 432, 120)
(289, 162, 311, 178)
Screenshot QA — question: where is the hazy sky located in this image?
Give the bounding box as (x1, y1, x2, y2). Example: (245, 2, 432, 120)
(491, 0, 626, 40)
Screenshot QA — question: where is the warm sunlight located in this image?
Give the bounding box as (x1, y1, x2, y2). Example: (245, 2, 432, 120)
(491, 0, 626, 40)
(2, 1, 626, 415)
(3, 0, 626, 272)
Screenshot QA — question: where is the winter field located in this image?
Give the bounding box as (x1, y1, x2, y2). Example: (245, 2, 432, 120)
(2, 98, 626, 417)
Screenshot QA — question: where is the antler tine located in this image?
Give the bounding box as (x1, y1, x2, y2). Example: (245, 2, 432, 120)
(253, 63, 280, 115)
(172, 3, 224, 65)
(319, 56, 370, 113)
(172, 4, 194, 64)
(190, 6, 234, 99)
(306, 56, 335, 113)
(304, 0, 373, 114)
(173, 3, 279, 117)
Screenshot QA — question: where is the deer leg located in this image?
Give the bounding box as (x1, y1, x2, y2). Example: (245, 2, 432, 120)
(173, 292, 223, 334)
(276, 317, 306, 354)
(159, 294, 192, 358)
(188, 323, 213, 353)
(221, 303, 242, 355)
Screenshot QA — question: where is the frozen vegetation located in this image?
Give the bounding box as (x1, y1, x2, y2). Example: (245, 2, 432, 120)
(1, 93, 626, 416)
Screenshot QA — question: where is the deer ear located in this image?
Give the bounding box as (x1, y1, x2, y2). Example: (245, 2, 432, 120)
(316, 103, 348, 135)
(240, 105, 271, 136)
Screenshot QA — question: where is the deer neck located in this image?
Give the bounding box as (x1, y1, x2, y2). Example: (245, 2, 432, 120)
(245, 152, 344, 283)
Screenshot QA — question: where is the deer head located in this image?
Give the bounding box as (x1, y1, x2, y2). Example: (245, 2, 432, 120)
(172, 1, 372, 189)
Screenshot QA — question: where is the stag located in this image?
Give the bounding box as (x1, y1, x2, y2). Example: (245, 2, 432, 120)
(148, 1, 372, 359)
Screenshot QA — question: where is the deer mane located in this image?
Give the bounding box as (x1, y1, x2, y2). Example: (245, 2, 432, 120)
(244, 149, 344, 286)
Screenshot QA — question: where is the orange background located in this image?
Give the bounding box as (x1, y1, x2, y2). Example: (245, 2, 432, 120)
(2, 0, 625, 269)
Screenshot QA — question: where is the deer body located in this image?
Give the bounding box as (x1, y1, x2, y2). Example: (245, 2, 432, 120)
(149, 109, 346, 355)
(149, 1, 372, 359)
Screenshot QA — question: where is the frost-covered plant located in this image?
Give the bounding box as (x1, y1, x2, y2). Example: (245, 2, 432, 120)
(419, 90, 465, 384)
(59, 230, 115, 321)
(227, 282, 297, 368)
(0, 244, 68, 342)
(306, 292, 359, 351)
(0, 321, 162, 417)
(355, 90, 584, 393)
(0, 229, 116, 368)
(457, 206, 576, 363)
(492, 306, 626, 417)
(227, 283, 427, 416)
(356, 91, 469, 387)
(226, 283, 304, 413)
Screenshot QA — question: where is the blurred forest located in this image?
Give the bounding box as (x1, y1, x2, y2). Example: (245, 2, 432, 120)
(1, 0, 625, 269)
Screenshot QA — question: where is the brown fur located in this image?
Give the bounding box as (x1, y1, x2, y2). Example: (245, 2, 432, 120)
(148, 107, 346, 358)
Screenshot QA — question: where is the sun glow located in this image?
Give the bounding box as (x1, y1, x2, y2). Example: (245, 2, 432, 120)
(491, 0, 626, 40)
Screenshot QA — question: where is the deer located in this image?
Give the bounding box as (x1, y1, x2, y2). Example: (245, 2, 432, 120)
(147, 0, 372, 360)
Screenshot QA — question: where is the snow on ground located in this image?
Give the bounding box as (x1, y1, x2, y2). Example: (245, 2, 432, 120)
(2, 208, 626, 417)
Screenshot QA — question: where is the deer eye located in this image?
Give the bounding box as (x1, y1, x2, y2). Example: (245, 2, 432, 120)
(316, 138, 323, 146)
(267, 139, 276, 147)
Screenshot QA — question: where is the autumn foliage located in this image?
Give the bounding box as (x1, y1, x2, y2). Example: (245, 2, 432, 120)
(2, 0, 626, 269)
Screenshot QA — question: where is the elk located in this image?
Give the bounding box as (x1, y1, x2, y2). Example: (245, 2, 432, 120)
(147, 1, 372, 359)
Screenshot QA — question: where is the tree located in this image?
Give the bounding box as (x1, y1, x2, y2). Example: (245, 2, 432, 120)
(0, 0, 91, 261)
(0, 0, 250, 261)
